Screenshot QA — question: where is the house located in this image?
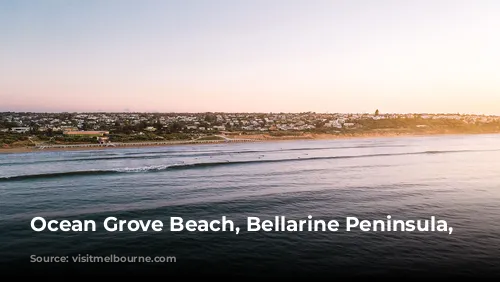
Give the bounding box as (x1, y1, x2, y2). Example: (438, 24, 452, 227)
(97, 136, 110, 144)
(213, 125, 226, 131)
(61, 126, 78, 132)
(11, 127, 30, 133)
(324, 120, 342, 129)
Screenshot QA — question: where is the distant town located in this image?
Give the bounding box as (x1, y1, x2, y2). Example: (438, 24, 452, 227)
(1, 111, 500, 148)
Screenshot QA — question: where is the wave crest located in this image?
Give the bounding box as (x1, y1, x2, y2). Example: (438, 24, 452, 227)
(1, 149, 496, 182)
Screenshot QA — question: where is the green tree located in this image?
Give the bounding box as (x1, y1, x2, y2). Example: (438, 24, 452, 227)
(166, 121, 184, 133)
(204, 113, 216, 123)
(153, 120, 163, 131)
(375, 109, 380, 116)
(315, 120, 325, 128)
(82, 122, 91, 130)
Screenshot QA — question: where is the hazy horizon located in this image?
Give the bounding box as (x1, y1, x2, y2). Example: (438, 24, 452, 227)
(1, 110, 496, 116)
(2, 0, 500, 114)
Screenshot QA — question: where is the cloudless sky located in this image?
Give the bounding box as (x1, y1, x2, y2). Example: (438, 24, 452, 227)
(1, 0, 500, 114)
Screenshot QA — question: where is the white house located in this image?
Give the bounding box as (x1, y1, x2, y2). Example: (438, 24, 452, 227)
(11, 127, 30, 133)
(325, 120, 342, 129)
(213, 125, 226, 131)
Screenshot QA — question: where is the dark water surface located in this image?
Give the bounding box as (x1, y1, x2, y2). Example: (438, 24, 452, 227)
(1, 134, 500, 277)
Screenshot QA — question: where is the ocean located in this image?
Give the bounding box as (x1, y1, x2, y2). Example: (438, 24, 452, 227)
(1, 134, 500, 277)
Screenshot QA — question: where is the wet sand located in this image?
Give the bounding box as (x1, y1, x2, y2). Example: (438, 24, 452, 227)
(2, 131, 490, 154)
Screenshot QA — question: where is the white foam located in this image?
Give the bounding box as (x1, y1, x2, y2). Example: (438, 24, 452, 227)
(113, 164, 174, 173)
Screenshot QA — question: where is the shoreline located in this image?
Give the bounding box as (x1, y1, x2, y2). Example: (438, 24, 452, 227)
(1, 131, 499, 154)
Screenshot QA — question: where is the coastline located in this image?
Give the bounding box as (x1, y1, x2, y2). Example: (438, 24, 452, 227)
(1, 131, 498, 154)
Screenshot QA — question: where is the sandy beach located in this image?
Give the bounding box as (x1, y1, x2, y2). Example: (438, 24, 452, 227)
(2, 131, 494, 154)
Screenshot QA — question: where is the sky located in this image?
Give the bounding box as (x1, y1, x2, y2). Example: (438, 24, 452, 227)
(1, 0, 500, 114)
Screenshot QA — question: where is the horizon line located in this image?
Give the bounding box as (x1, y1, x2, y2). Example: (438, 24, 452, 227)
(1, 110, 499, 116)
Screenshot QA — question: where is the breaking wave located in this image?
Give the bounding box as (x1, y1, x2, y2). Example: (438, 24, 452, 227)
(0, 144, 411, 166)
(0, 149, 493, 182)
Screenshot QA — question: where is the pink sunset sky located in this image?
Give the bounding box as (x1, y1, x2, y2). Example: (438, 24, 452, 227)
(1, 0, 500, 114)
